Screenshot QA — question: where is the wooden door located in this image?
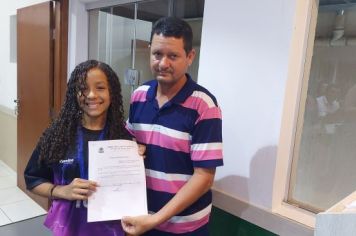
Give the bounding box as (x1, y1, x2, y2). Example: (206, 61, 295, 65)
(17, 0, 68, 210)
(17, 1, 54, 210)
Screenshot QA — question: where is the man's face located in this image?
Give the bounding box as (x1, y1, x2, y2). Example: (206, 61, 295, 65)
(150, 34, 195, 86)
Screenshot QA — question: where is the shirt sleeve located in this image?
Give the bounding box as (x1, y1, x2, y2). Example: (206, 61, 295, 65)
(24, 145, 53, 190)
(126, 100, 137, 139)
(190, 104, 224, 168)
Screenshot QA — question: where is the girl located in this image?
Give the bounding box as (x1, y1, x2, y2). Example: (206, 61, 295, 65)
(25, 60, 131, 236)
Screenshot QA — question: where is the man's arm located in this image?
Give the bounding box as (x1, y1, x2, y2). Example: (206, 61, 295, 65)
(121, 167, 215, 235)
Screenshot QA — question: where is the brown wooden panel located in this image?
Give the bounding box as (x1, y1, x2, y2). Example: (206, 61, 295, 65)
(17, 1, 54, 210)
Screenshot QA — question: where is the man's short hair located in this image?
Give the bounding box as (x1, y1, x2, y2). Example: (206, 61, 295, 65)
(150, 17, 193, 54)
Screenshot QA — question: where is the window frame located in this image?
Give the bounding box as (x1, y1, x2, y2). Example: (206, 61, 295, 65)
(272, 0, 319, 228)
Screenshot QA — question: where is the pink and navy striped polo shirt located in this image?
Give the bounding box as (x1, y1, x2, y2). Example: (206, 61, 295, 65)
(127, 74, 223, 235)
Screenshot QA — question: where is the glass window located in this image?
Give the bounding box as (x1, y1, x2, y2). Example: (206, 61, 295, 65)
(288, 0, 356, 212)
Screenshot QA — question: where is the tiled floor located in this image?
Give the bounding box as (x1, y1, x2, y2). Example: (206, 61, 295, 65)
(0, 160, 46, 227)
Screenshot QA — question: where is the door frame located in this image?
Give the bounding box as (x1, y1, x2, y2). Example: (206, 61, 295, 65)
(54, 0, 69, 115)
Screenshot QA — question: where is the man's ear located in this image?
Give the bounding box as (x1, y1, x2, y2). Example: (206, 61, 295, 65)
(187, 48, 196, 65)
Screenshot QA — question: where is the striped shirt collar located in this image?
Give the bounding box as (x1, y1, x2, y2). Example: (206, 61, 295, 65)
(146, 73, 196, 105)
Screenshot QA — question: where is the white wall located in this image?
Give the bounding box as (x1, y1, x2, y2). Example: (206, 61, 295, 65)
(68, 0, 89, 75)
(0, 0, 46, 111)
(199, 0, 296, 209)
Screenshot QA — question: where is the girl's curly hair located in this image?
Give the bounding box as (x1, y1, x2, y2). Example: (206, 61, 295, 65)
(38, 60, 128, 164)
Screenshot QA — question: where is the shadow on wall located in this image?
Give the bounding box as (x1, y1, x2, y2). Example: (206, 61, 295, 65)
(210, 146, 278, 236)
(248, 145, 278, 208)
(213, 145, 278, 209)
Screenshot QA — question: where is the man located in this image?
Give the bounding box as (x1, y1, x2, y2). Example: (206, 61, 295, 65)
(122, 17, 223, 236)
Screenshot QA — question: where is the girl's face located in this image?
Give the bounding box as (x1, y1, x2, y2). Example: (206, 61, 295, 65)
(77, 68, 111, 128)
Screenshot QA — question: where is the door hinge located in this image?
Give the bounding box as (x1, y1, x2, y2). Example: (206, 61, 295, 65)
(14, 99, 19, 116)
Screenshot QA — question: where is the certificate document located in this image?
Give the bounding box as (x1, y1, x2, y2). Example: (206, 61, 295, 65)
(88, 139, 147, 222)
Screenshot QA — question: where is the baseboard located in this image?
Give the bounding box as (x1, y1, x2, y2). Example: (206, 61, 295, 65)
(212, 188, 314, 236)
